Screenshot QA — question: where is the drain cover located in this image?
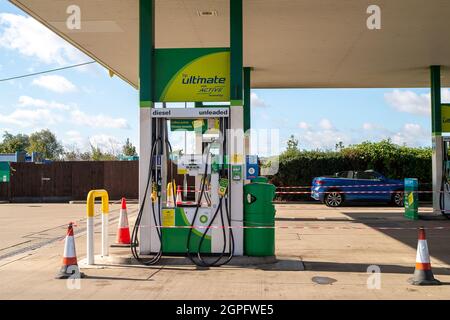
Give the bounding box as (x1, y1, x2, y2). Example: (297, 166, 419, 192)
(312, 276, 337, 285)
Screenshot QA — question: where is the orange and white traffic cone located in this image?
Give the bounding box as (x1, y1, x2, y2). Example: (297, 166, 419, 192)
(176, 185, 183, 206)
(56, 223, 84, 279)
(115, 197, 131, 245)
(409, 227, 441, 286)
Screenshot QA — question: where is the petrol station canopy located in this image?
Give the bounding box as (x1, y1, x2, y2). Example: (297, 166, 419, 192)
(9, 0, 450, 89)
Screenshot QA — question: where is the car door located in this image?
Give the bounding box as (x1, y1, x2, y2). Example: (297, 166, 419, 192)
(337, 171, 358, 201)
(353, 171, 383, 201)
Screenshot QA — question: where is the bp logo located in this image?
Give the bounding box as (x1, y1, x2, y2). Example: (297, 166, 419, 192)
(247, 194, 257, 204)
(199, 215, 208, 224)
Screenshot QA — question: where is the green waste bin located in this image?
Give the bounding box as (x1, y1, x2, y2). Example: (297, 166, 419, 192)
(244, 178, 276, 256)
(0, 162, 10, 183)
(404, 178, 419, 220)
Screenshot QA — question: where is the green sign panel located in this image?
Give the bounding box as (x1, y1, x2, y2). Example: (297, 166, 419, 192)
(155, 48, 230, 102)
(0, 162, 10, 183)
(170, 119, 207, 133)
(232, 165, 242, 181)
(442, 104, 450, 133)
(218, 178, 229, 197)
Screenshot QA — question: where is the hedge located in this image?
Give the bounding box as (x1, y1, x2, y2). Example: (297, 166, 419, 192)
(269, 140, 432, 201)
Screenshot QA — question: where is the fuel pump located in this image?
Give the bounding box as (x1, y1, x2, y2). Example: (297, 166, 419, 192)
(131, 106, 238, 266)
(440, 136, 450, 218)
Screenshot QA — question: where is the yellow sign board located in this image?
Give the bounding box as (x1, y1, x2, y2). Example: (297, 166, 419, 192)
(162, 209, 175, 227)
(155, 48, 230, 102)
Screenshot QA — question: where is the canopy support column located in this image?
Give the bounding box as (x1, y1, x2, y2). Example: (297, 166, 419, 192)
(139, 0, 155, 254)
(431, 65, 442, 215)
(229, 0, 244, 256)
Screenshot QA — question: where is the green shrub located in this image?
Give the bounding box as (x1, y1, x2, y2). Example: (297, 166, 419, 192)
(271, 140, 432, 201)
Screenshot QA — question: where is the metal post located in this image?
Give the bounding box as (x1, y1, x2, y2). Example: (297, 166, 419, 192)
(101, 213, 109, 257)
(139, 0, 155, 254)
(87, 216, 94, 265)
(244, 67, 251, 132)
(86, 190, 109, 265)
(243, 67, 252, 168)
(431, 66, 442, 214)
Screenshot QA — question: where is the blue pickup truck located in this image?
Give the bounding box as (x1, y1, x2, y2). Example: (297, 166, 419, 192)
(311, 170, 404, 207)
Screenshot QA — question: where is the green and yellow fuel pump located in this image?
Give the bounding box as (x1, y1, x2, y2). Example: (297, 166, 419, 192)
(133, 0, 275, 267)
(132, 106, 241, 267)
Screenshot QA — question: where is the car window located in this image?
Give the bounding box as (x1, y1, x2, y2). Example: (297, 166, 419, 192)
(355, 171, 378, 180)
(335, 171, 353, 178)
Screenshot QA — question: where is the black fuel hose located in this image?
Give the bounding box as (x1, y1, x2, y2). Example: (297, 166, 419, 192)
(131, 137, 163, 265)
(186, 136, 235, 267)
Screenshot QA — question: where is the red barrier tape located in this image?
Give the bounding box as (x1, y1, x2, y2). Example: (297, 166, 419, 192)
(277, 183, 404, 189)
(136, 225, 450, 231)
(277, 190, 440, 194)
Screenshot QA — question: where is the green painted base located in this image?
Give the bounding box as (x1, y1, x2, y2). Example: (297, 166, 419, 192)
(161, 208, 211, 254)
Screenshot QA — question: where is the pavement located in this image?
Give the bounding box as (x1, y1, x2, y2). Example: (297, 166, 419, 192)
(0, 202, 450, 299)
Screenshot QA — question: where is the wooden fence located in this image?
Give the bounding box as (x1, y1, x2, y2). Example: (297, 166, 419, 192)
(0, 161, 139, 202)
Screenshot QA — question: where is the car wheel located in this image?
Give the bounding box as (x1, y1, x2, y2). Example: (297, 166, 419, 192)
(324, 191, 344, 207)
(392, 191, 404, 207)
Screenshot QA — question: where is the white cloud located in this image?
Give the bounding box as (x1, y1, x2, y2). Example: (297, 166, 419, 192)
(290, 118, 431, 150)
(362, 122, 375, 130)
(318, 118, 334, 130)
(65, 130, 85, 146)
(70, 109, 130, 129)
(18, 95, 72, 111)
(296, 130, 351, 150)
(0, 96, 70, 128)
(359, 122, 429, 147)
(32, 75, 77, 93)
(391, 123, 429, 147)
(2, 96, 129, 131)
(292, 119, 350, 150)
(384, 89, 450, 117)
(298, 121, 311, 130)
(442, 89, 450, 103)
(63, 131, 132, 154)
(0, 13, 86, 65)
(251, 92, 267, 108)
(362, 122, 385, 131)
(384, 90, 430, 116)
(0, 108, 63, 128)
(89, 134, 123, 154)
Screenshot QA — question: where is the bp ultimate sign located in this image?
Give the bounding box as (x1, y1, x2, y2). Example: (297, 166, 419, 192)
(154, 48, 230, 102)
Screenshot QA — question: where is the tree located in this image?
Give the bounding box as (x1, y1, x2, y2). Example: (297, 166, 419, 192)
(64, 144, 81, 161)
(286, 134, 299, 150)
(0, 131, 30, 153)
(122, 138, 137, 157)
(27, 129, 64, 160)
(90, 144, 117, 161)
(335, 141, 345, 151)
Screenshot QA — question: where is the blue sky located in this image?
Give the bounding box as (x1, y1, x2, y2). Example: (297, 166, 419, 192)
(0, 0, 445, 155)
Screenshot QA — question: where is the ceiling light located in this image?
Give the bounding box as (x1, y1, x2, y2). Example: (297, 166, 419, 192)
(197, 10, 218, 17)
